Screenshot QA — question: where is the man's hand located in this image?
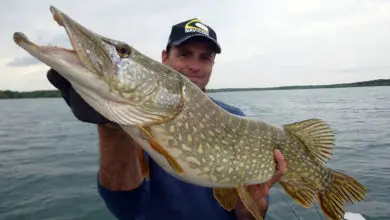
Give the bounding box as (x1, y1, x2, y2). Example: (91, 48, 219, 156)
(47, 68, 111, 124)
(234, 150, 287, 219)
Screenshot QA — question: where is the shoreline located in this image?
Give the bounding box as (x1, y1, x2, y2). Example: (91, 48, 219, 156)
(1, 79, 389, 99)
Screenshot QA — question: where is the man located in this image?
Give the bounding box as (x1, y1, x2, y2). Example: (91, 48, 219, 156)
(47, 18, 286, 220)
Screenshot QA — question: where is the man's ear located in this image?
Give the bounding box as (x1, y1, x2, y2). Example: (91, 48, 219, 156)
(161, 50, 168, 63)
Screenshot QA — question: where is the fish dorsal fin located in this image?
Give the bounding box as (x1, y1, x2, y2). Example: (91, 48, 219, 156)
(283, 118, 334, 164)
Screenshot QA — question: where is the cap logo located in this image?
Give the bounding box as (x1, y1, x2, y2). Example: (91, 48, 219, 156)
(184, 19, 209, 35)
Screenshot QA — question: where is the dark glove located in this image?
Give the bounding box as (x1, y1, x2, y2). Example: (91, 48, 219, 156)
(47, 68, 111, 124)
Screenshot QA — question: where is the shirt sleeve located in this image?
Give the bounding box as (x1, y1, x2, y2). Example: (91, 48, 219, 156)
(235, 109, 245, 116)
(97, 174, 150, 220)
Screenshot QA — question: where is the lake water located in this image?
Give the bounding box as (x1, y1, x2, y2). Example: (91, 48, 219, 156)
(1, 87, 389, 220)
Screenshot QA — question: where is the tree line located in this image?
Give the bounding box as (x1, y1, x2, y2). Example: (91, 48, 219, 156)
(1, 79, 389, 99)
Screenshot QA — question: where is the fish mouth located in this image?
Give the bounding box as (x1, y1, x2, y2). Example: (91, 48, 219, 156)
(13, 5, 133, 120)
(13, 5, 115, 76)
(13, 7, 77, 68)
(13, 31, 83, 70)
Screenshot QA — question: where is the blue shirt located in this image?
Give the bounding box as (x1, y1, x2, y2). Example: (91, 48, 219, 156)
(97, 97, 269, 220)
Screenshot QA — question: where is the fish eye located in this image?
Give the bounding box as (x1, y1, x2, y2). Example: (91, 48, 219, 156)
(116, 44, 131, 58)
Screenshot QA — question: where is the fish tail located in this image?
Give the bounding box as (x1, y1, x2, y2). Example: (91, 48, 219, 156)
(317, 170, 367, 220)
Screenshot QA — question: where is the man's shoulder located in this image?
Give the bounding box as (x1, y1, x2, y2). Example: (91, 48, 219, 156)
(209, 97, 245, 116)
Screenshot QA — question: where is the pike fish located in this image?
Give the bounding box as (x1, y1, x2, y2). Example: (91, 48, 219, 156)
(13, 6, 367, 220)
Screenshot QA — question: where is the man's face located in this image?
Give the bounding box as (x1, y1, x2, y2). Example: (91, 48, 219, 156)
(161, 39, 216, 90)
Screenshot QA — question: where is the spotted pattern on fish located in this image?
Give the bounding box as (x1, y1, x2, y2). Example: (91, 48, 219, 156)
(148, 81, 285, 186)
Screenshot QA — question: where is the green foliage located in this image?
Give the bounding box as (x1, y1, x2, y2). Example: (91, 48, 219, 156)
(207, 79, 390, 93)
(0, 90, 61, 99)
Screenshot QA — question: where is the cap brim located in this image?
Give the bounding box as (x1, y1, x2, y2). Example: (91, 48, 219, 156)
(170, 34, 221, 54)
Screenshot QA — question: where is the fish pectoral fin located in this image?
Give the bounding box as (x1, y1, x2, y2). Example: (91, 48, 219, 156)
(137, 125, 184, 174)
(236, 185, 263, 220)
(137, 148, 150, 180)
(318, 170, 367, 220)
(278, 178, 317, 208)
(283, 118, 334, 164)
(213, 188, 240, 211)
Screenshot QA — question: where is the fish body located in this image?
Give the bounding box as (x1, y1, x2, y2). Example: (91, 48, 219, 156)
(13, 6, 367, 220)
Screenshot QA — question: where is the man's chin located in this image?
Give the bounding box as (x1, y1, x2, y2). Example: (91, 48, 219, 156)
(189, 80, 205, 90)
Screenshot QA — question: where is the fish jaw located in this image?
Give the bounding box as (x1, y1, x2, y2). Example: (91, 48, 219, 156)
(12, 30, 140, 125)
(48, 6, 117, 79)
(13, 6, 185, 126)
(13, 31, 116, 103)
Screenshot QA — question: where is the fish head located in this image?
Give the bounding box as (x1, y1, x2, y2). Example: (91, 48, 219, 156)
(13, 6, 186, 126)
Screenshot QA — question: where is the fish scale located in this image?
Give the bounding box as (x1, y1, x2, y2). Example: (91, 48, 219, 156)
(13, 6, 367, 220)
(145, 81, 277, 187)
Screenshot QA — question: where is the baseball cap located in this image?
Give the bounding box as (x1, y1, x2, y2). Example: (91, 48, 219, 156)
(166, 18, 221, 54)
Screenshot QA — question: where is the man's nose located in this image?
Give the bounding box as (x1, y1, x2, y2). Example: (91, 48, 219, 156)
(187, 60, 201, 72)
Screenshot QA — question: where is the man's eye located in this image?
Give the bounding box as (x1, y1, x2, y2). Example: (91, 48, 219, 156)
(202, 56, 212, 62)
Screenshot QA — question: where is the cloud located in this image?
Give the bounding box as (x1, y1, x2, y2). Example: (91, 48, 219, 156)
(1, 0, 390, 91)
(6, 56, 41, 67)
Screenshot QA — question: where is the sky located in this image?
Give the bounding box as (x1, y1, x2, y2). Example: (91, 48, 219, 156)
(1, 0, 390, 91)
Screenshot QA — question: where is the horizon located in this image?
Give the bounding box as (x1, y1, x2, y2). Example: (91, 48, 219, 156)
(2, 78, 389, 93)
(1, 0, 390, 91)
